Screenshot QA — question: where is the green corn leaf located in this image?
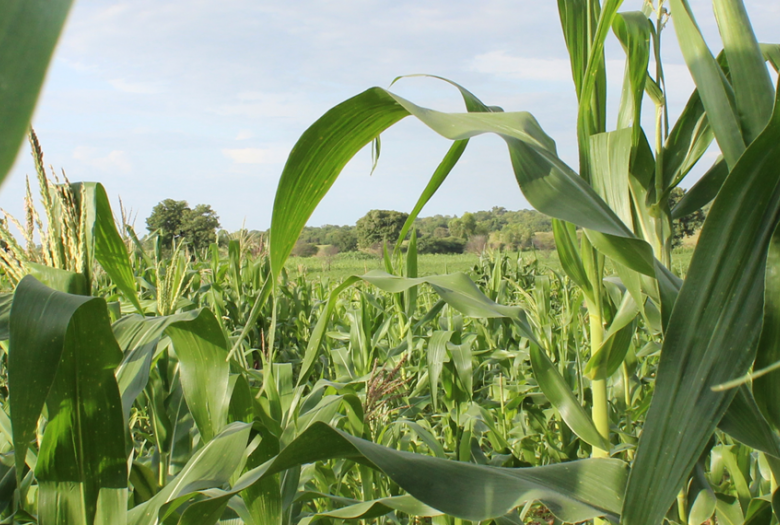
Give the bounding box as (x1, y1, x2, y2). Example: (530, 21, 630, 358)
(166, 310, 231, 443)
(585, 291, 640, 380)
(270, 89, 408, 277)
(9, 276, 127, 525)
(240, 430, 282, 525)
(448, 339, 473, 400)
(530, 344, 610, 451)
(0, 0, 73, 185)
(574, 0, 622, 181)
(589, 129, 634, 227)
(718, 385, 780, 458)
(669, 0, 745, 169)
(404, 228, 418, 316)
(552, 219, 592, 299)
(621, 83, 780, 525)
(127, 422, 251, 525)
(612, 12, 650, 135)
(661, 55, 721, 190)
(671, 158, 728, 219)
(395, 139, 467, 255)
(113, 310, 200, 419)
(390, 75, 499, 253)
(427, 330, 453, 411)
(27, 262, 88, 295)
(0, 293, 11, 340)
(753, 220, 780, 432)
(87, 183, 143, 313)
(687, 463, 716, 525)
(557, 0, 599, 99)
(762, 43, 780, 72)
(271, 85, 666, 282)
(228, 373, 253, 425)
(712, 0, 775, 143)
(159, 421, 628, 523)
(297, 494, 442, 523)
(113, 309, 232, 442)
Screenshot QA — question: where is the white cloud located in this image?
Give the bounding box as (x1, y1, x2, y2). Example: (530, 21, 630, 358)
(235, 129, 254, 140)
(222, 147, 287, 165)
(469, 51, 572, 82)
(73, 147, 132, 173)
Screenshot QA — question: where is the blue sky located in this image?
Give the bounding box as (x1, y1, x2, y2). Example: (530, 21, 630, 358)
(3, 0, 778, 232)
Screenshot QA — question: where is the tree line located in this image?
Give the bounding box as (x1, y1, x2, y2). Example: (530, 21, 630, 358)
(145, 189, 705, 257)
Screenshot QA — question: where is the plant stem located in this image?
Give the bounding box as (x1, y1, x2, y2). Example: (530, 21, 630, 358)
(589, 309, 610, 459)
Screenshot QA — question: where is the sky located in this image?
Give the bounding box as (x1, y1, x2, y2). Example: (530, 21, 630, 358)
(2, 0, 778, 233)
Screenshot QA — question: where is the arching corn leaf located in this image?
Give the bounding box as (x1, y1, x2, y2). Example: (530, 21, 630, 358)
(148, 422, 628, 524)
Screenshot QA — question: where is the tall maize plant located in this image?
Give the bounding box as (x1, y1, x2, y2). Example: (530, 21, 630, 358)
(268, 0, 780, 524)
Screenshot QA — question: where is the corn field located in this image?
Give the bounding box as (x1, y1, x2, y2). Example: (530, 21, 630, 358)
(1, 0, 780, 524)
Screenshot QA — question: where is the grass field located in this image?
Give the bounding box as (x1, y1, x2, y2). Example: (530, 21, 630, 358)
(283, 249, 564, 281)
(284, 246, 695, 282)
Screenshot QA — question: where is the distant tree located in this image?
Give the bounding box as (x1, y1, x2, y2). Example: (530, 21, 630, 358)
(326, 228, 358, 252)
(146, 199, 189, 248)
(461, 212, 477, 237)
(355, 210, 409, 249)
(448, 217, 464, 239)
(317, 244, 340, 270)
(146, 199, 220, 251)
(291, 241, 318, 257)
(498, 222, 533, 250)
(181, 204, 221, 251)
(433, 226, 449, 238)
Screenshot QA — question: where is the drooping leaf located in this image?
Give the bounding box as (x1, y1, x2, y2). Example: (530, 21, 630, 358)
(113, 308, 233, 447)
(552, 219, 592, 299)
(270, 85, 666, 285)
(159, 422, 629, 523)
(530, 344, 610, 451)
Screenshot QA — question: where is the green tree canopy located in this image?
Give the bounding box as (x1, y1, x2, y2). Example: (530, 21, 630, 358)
(355, 209, 409, 249)
(146, 199, 221, 251)
(182, 204, 221, 251)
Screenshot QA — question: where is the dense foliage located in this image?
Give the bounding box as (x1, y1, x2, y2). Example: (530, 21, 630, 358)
(146, 199, 221, 251)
